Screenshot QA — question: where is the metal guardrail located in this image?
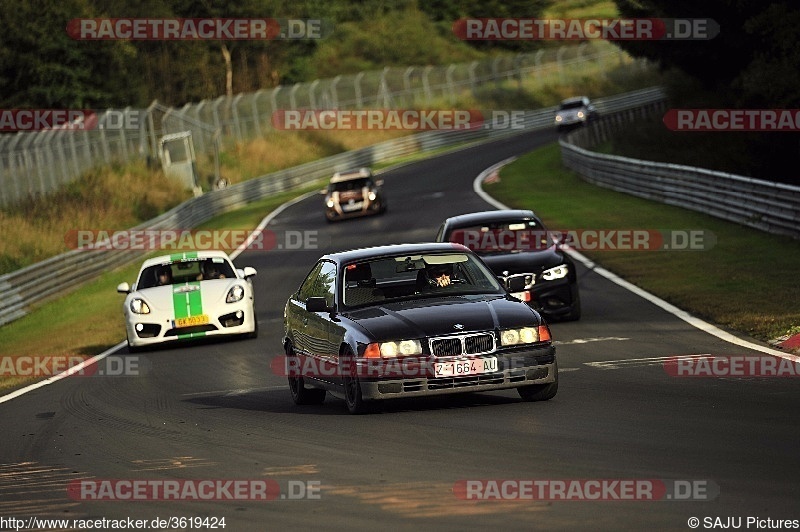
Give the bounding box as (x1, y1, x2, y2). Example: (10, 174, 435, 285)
(0, 87, 666, 328)
(561, 103, 800, 240)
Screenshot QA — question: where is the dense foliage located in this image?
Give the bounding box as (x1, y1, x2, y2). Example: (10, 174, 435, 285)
(0, 0, 546, 108)
(612, 0, 800, 183)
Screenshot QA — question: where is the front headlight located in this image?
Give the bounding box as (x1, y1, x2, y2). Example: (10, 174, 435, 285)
(555, 115, 563, 122)
(226, 285, 245, 303)
(500, 326, 551, 346)
(541, 264, 568, 281)
(500, 327, 538, 346)
(365, 339, 423, 358)
(130, 298, 150, 314)
(577, 111, 585, 118)
(368, 191, 377, 201)
(326, 199, 335, 208)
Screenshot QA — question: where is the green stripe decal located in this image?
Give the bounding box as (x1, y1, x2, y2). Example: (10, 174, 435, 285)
(172, 281, 205, 339)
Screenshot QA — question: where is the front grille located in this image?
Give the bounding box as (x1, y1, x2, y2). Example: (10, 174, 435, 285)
(431, 338, 461, 357)
(465, 334, 493, 354)
(430, 333, 495, 358)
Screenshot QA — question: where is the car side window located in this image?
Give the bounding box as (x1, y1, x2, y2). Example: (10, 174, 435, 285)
(297, 262, 324, 301)
(297, 261, 337, 307)
(313, 261, 337, 307)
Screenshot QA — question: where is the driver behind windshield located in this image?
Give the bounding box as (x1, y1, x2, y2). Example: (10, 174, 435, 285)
(422, 262, 454, 288)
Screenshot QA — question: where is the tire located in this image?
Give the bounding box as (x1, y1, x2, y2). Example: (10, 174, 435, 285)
(341, 349, 375, 415)
(517, 360, 559, 402)
(286, 344, 326, 406)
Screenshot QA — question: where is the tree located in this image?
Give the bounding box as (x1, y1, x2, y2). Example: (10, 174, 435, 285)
(613, 0, 799, 107)
(0, 0, 140, 108)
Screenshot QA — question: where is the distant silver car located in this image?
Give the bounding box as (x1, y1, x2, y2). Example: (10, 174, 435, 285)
(554, 96, 598, 132)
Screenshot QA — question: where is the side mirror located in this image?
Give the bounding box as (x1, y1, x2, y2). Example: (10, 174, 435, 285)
(117, 282, 131, 294)
(319, 188, 328, 195)
(242, 266, 257, 279)
(306, 296, 333, 313)
(375, 179, 384, 187)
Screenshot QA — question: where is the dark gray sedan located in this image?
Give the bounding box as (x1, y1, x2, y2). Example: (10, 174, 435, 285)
(282, 243, 557, 414)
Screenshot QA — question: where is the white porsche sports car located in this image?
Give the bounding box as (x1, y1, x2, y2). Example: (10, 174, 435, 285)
(117, 250, 258, 351)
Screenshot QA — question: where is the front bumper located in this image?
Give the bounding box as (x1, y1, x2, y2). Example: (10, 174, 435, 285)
(325, 199, 384, 221)
(124, 303, 256, 347)
(357, 345, 556, 400)
(556, 119, 586, 131)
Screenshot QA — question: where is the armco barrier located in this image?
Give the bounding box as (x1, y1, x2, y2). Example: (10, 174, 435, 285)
(0, 87, 666, 328)
(561, 109, 800, 240)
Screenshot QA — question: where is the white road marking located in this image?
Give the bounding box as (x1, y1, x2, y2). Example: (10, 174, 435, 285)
(555, 336, 630, 345)
(585, 354, 707, 370)
(181, 385, 289, 397)
(0, 341, 127, 404)
(474, 161, 800, 363)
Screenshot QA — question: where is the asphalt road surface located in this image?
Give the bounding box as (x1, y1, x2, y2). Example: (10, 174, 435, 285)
(2, 130, 798, 531)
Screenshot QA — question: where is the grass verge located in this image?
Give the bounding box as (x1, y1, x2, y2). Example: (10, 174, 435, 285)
(485, 144, 800, 342)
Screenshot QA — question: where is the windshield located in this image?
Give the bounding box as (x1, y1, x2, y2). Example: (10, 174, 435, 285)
(446, 220, 552, 255)
(559, 100, 586, 110)
(329, 177, 372, 192)
(342, 253, 505, 308)
(137, 258, 236, 289)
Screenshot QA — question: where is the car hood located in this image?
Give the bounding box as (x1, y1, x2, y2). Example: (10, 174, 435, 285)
(132, 280, 241, 313)
(342, 295, 540, 341)
(478, 248, 565, 275)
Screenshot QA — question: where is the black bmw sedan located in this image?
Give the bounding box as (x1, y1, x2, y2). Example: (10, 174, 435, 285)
(282, 243, 557, 414)
(436, 210, 581, 321)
